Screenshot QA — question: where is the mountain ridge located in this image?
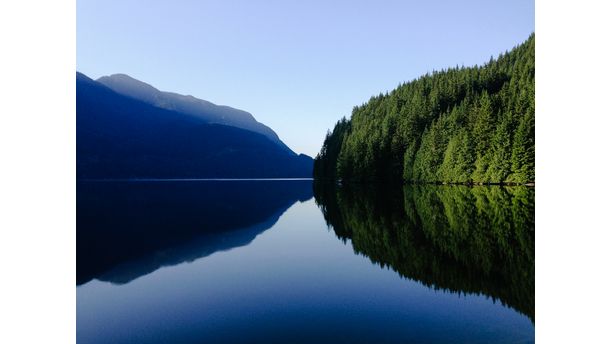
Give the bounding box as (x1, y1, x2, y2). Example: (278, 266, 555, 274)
(77, 72, 313, 178)
(96, 73, 291, 152)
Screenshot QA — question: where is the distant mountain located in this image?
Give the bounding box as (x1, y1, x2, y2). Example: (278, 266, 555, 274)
(77, 72, 313, 178)
(97, 73, 289, 150)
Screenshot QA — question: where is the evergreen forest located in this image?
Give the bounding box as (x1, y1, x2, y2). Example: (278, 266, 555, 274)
(314, 34, 535, 184)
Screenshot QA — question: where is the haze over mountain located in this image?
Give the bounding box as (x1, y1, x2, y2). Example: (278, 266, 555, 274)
(77, 72, 312, 178)
(96, 73, 289, 151)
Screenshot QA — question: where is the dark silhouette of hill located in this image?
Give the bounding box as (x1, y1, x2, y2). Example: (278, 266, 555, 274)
(77, 180, 313, 285)
(97, 73, 288, 150)
(77, 72, 312, 178)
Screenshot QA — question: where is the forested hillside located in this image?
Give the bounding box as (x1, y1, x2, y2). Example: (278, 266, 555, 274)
(314, 34, 534, 184)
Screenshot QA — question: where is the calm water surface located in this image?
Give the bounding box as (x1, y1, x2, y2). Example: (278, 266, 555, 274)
(77, 180, 534, 344)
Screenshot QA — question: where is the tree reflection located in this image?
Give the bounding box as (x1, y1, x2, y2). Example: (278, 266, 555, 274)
(314, 182, 534, 321)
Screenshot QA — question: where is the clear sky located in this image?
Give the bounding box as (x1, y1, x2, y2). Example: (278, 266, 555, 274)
(77, 0, 534, 157)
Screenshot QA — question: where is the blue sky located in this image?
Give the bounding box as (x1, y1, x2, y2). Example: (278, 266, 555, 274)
(77, 0, 534, 157)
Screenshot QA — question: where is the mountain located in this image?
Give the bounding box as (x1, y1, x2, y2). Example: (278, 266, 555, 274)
(77, 72, 313, 178)
(96, 73, 289, 150)
(314, 34, 535, 184)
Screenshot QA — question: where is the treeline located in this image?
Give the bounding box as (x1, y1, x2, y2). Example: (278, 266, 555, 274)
(313, 183, 535, 320)
(314, 34, 534, 183)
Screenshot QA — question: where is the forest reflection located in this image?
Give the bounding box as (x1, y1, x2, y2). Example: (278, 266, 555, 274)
(313, 183, 534, 321)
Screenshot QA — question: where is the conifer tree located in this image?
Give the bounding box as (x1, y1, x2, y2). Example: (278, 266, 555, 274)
(314, 34, 535, 184)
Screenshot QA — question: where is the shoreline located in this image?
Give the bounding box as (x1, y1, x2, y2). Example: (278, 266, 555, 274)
(315, 179, 535, 187)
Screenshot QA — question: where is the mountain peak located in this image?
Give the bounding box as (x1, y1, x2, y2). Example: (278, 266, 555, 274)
(97, 73, 161, 104)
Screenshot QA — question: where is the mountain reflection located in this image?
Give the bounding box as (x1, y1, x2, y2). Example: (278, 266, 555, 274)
(77, 180, 313, 285)
(314, 183, 534, 321)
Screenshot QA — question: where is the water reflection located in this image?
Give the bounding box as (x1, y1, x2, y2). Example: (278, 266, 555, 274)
(314, 183, 535, 321)
(78, 181, 534, 343)
(77, 180, 313, 285)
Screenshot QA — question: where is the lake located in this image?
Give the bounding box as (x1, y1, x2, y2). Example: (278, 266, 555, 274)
(77, 180, 534, 343)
